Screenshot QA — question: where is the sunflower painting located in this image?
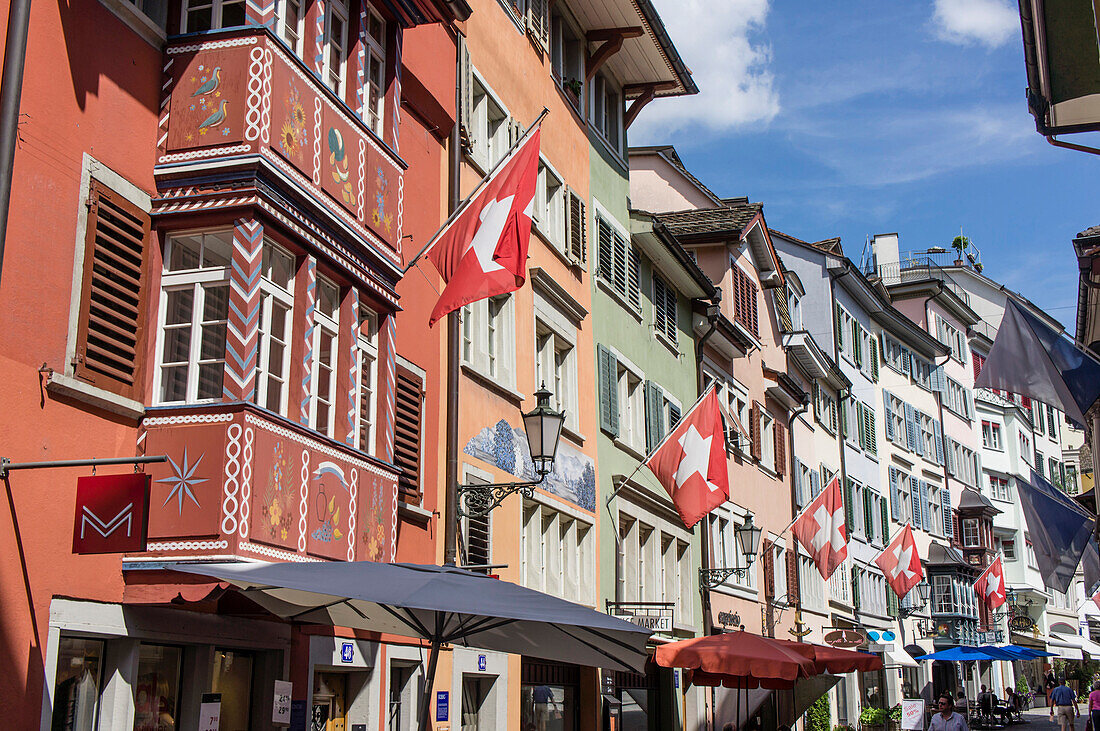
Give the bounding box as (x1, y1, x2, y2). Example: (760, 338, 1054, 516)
(360, 477, 389, 562)
(278, 82, 308, 164)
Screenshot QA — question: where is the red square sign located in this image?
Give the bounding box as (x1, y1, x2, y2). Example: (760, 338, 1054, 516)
(72, 473, 150, 554)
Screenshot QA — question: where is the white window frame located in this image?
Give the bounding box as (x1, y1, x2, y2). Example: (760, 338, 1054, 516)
(653, 272, 678, 346)
(534, 303, 578, 434)
(461, 294, 516, 389)
(787, 289, 803, 331)
(989, 475, 1011, 502)
(761, 411, 775, 473)
(253, 241, 295, 416)
(962, 518, 980, 548)
(356, 305, 378, 455)
(363, 4, 387, 135)
(982, 420, 1003, 450)
(468, 71, 510, 172)
(1000, 538, 1016, 561)
(533, 158, 566, 251)
(154, 230, 233, 405)
(549, 6, 585, 112)
(927, 483, 944, 536)
(181, 0, 246, 32)
(310, 276, 340, 438)
(322, 0, 350, 96)
(591, 72, 623, 156)
(523, 498, 595, 606)
(276, 0, 305, 55)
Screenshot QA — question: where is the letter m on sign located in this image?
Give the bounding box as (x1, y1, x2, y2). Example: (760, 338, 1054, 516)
(72, 473, 150, 554)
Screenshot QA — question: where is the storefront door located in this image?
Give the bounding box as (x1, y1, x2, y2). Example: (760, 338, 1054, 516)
(461, 676, 490, 731)
(312, 672, 347, 731)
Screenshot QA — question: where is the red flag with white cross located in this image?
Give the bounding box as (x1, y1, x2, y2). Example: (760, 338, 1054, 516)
(792, 477, 848, 580)
(425, 128, 541, 327)
(645, 386, 729, 529)
(974, 556, 1007, 609)
(874, 523, 923, 598)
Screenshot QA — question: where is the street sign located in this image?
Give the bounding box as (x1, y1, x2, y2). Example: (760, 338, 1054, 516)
(478, 654, 486, 671)
(613, 612, 673, 632)
(608, 603, 674, 633)
(72, 473, 149, 554)
(340, 642, 355, 663)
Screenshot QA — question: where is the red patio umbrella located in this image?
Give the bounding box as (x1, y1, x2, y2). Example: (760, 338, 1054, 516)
(773, 638, 884, 674)
(654, 630, 818, 686)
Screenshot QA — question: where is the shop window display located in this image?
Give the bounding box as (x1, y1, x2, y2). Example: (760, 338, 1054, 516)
(50, 637, 104, 731)
(134, 644, 182, 731)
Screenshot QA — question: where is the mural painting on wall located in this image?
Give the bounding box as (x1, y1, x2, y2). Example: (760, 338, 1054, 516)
(464, 419, 596, 511)
(359, 472, 390, 562)
(167, 48, 248, 150)
(143, 427, 225, 539)
(258, 441, 294, 544)
(277, 80, 309, 166)
(320, 107, 361, 220)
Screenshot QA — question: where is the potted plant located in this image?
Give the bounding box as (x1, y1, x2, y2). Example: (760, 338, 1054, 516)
(951, 235, 970, 266)
(859, 706, 889, 731)
(563, 78, 582, 102)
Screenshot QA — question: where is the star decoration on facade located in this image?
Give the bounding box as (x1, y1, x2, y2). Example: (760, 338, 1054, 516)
(156, 448, 207, 514)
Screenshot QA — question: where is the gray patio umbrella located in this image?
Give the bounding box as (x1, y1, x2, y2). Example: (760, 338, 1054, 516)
(177, 561, 650, 731)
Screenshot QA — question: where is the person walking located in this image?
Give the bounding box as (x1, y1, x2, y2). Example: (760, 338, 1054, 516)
(929, 693, 970, 731)
(1050, 678, 1079, 731)
(1087, 681, 1100, 731)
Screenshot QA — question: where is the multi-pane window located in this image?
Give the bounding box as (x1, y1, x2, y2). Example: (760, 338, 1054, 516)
(356, 306, 378, 454)
(322, 0, 350, 95)
(1032, 401, 1045, 433)
(936, 315, 967, 363)
(772, 543, 787, 604)
(462, 294, 515, 387)
(549, 8, 584, 108)
(927, 483, 944, 536)
(1049, 457, 1060, 487)
(615, 363, 644, 452)
(911, 356, 932, 390)
(815, 386, 838, 434)
(883, 334, 910, 374)
(1047, 405, 1057, 438)
(932, 575, 955, 614)
(800, 552, 824, 610)
(761, 411, 775, 473)
(708, 514, 756, 590)
(946, 438, 977, 487)
(653, 274, 678, 344)
(962, 519, 980, 547)
(886, 394, 906, 444)
(534, 160, 565, 249)
(1000, 538, 1016, 561)
(829, 558, 851, 604)
(524, 500, 593, 605)
(919, 412, 937, 457)
(732, 263, 759, 337)
(363, 6, 387, 135)
(592, 73, 622, 153)
(596, 212, 640, 312)
(276, 0, 304, 55)
(253, 242, 294, 415)
(310, 277, 340, 437)
(890, 468, 913, 524)
(944, 376, 972, 419)
(182, 0, 246, 32)
(469, 75, 509, 171)
(535, 320, 577, 432)
(787, 288, 803, 331)
(1067, 464, 1079, 493)
(982, 420, 1002, 450)
(1019, 430, 1032, 464)
(989, 475, 1011, 501)
(157, 231, 232, 404)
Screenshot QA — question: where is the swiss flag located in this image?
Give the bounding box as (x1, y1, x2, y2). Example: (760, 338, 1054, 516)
(974, 556, 1007, 609)
(874, 523, 923, 598)
(792, 477, 848, 580)
(426, 129, 541, 327)
(1092, 591, 1100, 613)
(645, 386, 729, 529)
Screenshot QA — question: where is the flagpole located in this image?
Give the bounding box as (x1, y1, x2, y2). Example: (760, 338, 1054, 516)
(402, 107, 550, 274)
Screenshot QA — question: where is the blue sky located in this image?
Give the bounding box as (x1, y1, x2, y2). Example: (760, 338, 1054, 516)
(634, 0, 1099, 332)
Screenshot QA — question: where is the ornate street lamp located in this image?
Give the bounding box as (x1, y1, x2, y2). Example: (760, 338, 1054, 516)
(457, 385, 564, 519)
(899, 581, 931, 618)
(700, 515, 763, 589)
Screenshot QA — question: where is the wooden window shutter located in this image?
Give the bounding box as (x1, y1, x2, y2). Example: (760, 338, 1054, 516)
(566, 190, 587, 269)
(843, 478, 855, 533)
(526, 0, 550, 51)
(643, 380, 663, 452)
(749, 401, 761, 461)
(73, 181, 151, 400)
(457, 35, 473, 148)
(597, 344, 619, 437)
(880, 495, 889, 544)
(774, 420, 786, 476)
(851, 565, 861, 610)
(786, 549, 800, 606)
(596, 215, 613, 282)
(762, 539, 775, 599)
(863, 487, 874, 537)
(394, 365, 425, 503)
(852, 320, 862, 367)
(870, 335, 879, 381)
(626, 241, 641, 311)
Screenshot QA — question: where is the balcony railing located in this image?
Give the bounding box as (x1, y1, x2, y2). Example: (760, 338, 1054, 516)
(864, 256, 972, 307)
(136, 401, 398, 564)
(158, 27, 404, 260)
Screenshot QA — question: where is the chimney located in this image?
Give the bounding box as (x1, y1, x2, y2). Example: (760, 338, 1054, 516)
(872, 233, 900, 283)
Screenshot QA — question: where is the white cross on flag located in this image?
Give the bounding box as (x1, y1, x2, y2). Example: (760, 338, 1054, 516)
(425, 128, 541, 327)
(974, 555, 1007, 609)
(792, 477, 848, 580)
(874, 523, 923, 599)
(645, 386, 729, 529)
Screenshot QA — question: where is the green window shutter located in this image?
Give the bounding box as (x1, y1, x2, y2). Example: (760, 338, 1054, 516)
(644, 380, 663, 451)
(835, 303, 844, 351)
(844, 479, 855, 534)
(597, 345, 619, 437)
(863, 487, 874, 537)
(880, 496, 889, 544)
(866, 407, 877, 455)
(852, 320, 862, 366)
(840, 398, 848, 439)
(870, 335, 880, 381)
(887, 584, 899, 617)
(856, 402, 866, 448)
(852, 566, 861, 610)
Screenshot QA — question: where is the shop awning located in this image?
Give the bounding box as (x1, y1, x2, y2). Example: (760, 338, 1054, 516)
(1044, 632, 1084, 660)
(177, 560, 652, 731)
(1051, 631, 1100, 658)
(883, 646, 919, 668)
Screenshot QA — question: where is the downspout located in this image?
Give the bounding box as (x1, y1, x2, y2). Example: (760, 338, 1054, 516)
(443, 34, 463, 566)
(780, 392, 809, 637)
(0, 0, 32, 291)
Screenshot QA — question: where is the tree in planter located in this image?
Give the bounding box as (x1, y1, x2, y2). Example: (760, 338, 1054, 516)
(806, 695, 830, 731)
(951, 235, 970, 264)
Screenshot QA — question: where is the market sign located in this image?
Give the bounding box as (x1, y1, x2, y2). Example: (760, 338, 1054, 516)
(609, 602, 674, 633)
(1019, 0, 1100, 135)
(72, 473, 150, 554)
(823, 627, 867, 649)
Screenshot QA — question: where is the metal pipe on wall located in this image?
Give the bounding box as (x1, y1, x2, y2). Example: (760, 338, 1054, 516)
(0, 0, 33, 291)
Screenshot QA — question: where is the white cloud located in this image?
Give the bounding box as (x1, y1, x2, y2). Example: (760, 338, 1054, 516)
(631, 0, 779, 141)
(932, 0, 1018, 48)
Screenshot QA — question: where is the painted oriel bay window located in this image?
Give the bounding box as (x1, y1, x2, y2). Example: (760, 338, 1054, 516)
(156, 231, 232, 404)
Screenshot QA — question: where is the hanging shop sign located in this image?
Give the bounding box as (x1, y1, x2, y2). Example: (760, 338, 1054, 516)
(716, 611, 742, 630)
(72, 473, 150, 554)
(1009, 615, 1036, 633)
(824, 627, 868, 649)
(608, 602, 674, 633)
